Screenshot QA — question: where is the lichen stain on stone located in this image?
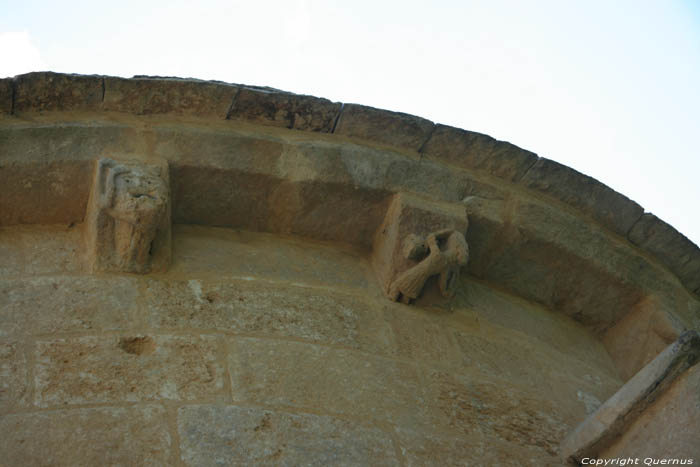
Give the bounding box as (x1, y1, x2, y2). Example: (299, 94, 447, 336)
(118, 336, 156, 355)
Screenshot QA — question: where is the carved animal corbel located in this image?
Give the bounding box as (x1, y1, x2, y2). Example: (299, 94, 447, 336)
(389, 229, 469, 304)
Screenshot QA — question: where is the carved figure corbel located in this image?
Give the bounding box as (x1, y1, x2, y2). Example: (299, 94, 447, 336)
(389, 229, 469, 304)
(371, 193, 470, 305)
(85, 158, 171, 273)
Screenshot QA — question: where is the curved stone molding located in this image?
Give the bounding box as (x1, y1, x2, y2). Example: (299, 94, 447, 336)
(629, 213, 700, 294)
(104, 76, 238, 118)
(13, 72, 103, 113)
(334, 104, 434, 152)
(228, 86, 341, 132)
(421, 124, 538, 182)
(518, 157, 644, 237)
(1, 71, 699, 301)
(85, 158, 171, 273)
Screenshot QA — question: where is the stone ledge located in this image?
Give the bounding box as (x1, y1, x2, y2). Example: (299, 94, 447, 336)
(629, 213, 700, 294)
(227, 87, 341, 132)
(560, 330, 700, 464)
(518, 157, 644, 237)
(2, 72, 699, 297)
(333, 103, 434, 152)
(13, 72, 103, 113)
(103, 76, 238, 118)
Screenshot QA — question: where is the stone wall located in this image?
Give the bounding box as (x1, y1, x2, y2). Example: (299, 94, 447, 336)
(1, 72, 699, 465)
(1, 224, 623, 465)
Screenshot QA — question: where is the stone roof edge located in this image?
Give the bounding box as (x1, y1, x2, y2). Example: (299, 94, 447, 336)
(1, 71, 698, 296)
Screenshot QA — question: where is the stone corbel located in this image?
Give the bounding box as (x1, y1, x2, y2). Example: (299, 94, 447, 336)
(372, 193, 469, 305)
(85, 158, 171, 273)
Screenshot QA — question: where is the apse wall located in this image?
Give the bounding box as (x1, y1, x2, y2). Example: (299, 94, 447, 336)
(0, 72, 698, 465)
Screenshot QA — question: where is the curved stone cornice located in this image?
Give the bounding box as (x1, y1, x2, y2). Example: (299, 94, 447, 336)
(1, 72, 699, 322)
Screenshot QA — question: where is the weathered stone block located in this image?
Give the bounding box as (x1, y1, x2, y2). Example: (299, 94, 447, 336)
(13, 72, 103, 112)
(228, 338, 425, 426)
(178, 405, 398, 466)
(0, 78, 12, 114)
(0, 341, 28, 409)
(395, 427, 555, 467)
(421, 124, 538, 182)
(0, 276, 138, 337)
(85, 158, 171, 273)
(145, 278, 393, 355)
(560, 331, 700, 463)
(422, 369, 571, 458)
(103, 76, 238, 118)
(371, 193, 468, 302)
(518, 157, 644, 237)
(228, 87, 341, 132)
(382, 302, 458, 362)
(0, 406, 172, 465)
(334, 103, 434, 152)
(0, 160, 92, 226)
(628, 213, 700, 293)
(0, 225, 83, 276)
(35, 335, 225, 406)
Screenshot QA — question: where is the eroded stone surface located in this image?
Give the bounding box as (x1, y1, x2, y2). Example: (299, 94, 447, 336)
(104, 76, 238, 118)
(395, 427, 557, 467)
(382, 302, 458, 362)
(35, 335, 224, 406)
(421, 124, 538, 182)
(0, 225, 83, 277)
(0, 341, 28, 410)
(13, 72, 103, 113)
(0, 405, 172, 465)
(0, 276, 138, 336)
(334, 104, 434, 152)
(145, 278, 392, 354)
(228, 87, 341, 132)
(228, 338, 425, 426)
(422, 369, 571, 459)
(178, 405, 398, 466)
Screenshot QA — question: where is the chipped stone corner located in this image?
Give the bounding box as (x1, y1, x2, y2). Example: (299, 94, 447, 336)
(84, 157, 171, 274)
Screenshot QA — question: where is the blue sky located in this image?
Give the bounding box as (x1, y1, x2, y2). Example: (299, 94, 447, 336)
(2, 0, 699, 244)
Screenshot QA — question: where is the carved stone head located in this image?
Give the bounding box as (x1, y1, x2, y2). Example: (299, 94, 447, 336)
(86, 158, 171, 273)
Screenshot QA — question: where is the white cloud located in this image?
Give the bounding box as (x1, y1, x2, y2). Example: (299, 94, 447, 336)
(0, 31, 46, 78)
